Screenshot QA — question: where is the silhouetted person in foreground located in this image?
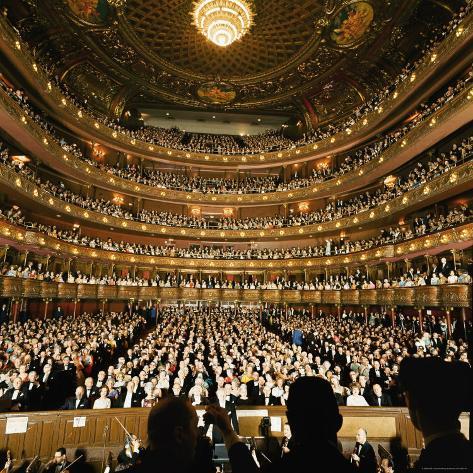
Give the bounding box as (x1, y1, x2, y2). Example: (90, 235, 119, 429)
(129, 397, 214, 473)
(399, 358, 472, 473)
(207, 376, 357, 473)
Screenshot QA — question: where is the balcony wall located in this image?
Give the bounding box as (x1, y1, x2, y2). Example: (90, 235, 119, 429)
(1, 160, 472, 241)
(1, 220, 472, 271)
(0, 277, 470, 307)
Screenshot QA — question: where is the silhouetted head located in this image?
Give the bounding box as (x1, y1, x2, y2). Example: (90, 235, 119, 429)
(147, 397, 199, 466)
(399, 357, 471, 436)
(286, 377, 342, 444)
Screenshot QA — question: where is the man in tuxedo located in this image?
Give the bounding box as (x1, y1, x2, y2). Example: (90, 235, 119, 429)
(54, 356, 77, 402)
(0, 303, 8, 324)
(358, 376, 369, 398)
(40, 363, 56, 408)
(399, 358, 472, 472)
(22, 371, 43, 411)
(61, 386, 89, 410)
(351, 428, 377, 473)
(431, 332, 445, 354)
(83, 377, 99, 402)
(44, 447, 70, 473)
(1, 377, 27, 410)
(52, 306, 64, 319)
(117, 381, 142, 408)
(247, 373, 263, 404)
(95, 371, 107, 388)
(438, 257, 452, 276)
(334, 346, 348, 368)
(366, 384, 392, 407)
(369, 360, 387, 387)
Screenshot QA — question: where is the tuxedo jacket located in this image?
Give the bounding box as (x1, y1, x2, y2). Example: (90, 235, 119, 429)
(366, 392, 392, 407)
(116, 390, 142, 408)
(84, 387, 99, 401)
(1, 388, 27, 409)
(246, 381, 262, 403)
(334, 352, 349, 367)
(61, 396, 90, 410)
(22, 383, 44, 410)
(355, 441, 377, 473)
(369, 368, 387, 386)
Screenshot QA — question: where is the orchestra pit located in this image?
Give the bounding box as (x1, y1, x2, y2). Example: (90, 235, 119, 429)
(0, 1, 472, 472)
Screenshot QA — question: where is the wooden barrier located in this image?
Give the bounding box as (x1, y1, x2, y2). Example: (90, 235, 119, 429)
(0, 407, 469, 471)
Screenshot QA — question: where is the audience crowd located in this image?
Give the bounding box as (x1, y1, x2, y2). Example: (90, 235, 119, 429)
(0, 136, 471, 231)
(15, 2, 469, 156)
(1, 248, 470, 289)
(1, 202, 471, 263)
(0, 305, 469, 414)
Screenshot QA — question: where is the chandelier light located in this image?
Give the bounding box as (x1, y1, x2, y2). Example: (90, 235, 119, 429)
(192, 0, 255, 47)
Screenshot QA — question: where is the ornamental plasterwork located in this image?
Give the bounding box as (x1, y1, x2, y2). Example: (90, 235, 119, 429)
(1, 12, 472, 164)
(18, 0, 415, 111)
(1, 219, 471, 272)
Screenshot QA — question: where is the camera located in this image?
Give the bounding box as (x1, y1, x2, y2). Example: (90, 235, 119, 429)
(260, 416, 271, 437)
(203, 411, 215, 425)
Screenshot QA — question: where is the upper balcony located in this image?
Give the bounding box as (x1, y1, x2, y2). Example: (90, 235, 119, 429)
(0, 81, 472, 207)
(1, 12, 473, 168)
(1, 156, 472, 241)
(1, 218, 472, 273)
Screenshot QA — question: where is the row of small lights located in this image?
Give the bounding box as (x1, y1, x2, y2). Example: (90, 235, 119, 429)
(16, 13, 466, 163)
(16, 88, 462, 208)
(2, 218, 468, 268)
(7, 156, 464, 242)
(9, 28, 467, 235)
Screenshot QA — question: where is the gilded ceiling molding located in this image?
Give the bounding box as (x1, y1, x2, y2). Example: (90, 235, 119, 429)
(0, 11, 471, 166)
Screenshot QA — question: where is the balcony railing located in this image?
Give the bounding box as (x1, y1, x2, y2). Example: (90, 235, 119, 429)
(0, 158, 471, 240)
(1, 84, 471, 206)
(1, 220, 472, 271)
(0, 277, 470, 307)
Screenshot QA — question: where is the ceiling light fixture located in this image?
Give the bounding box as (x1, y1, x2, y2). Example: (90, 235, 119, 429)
(192, 0, 255, 47)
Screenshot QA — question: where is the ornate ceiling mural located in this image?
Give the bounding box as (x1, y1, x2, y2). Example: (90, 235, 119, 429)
(12, 0, 453, 119)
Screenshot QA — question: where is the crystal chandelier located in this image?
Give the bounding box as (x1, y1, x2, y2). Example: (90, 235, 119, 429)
(192, 0, 254, 47)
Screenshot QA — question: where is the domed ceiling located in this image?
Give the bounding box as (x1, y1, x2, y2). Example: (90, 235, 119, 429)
(11, 0, 456, 121)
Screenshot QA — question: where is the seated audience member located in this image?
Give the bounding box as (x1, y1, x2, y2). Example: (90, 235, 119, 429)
(207, 376, 358, 473)
(346, 384, 369, 406)
(1, 378, 27, 411)
(117, 381, 143, 408)
(350, 428, 377, 473)
(61, 386, 89, 410)
(366, 384, 392, 407)
(93, 387, 112, 409)
(399, 357, 472, 473)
